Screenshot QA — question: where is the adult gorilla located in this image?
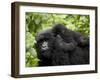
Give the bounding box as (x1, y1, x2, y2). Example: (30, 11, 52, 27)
(35, 24, 89, 66)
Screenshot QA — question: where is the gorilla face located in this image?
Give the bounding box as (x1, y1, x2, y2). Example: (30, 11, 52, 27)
(37, 37, 52, 51)
(36, 32, 55, 59)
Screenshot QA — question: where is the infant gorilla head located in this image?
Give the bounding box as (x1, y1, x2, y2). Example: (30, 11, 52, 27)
(35, 24, 89, 66)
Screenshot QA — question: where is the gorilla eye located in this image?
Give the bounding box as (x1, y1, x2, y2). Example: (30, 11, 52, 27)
(41, 41, 49, 50)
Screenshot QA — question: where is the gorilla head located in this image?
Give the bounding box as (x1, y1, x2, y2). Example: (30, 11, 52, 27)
(35, 29, 55, 59)
(52, 24, 67, 36)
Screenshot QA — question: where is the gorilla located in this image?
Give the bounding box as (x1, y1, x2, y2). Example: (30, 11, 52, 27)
(52, 24, 89, 47)
(52, 24, 89, 65)
(35, 24, 89, 66)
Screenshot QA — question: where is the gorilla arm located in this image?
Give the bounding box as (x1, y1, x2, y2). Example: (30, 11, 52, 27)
(55, 35, 77, 51)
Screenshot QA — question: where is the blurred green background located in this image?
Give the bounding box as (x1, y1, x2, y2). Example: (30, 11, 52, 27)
(25, 12, 90, 67)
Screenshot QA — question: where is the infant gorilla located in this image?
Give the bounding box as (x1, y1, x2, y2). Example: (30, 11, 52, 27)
(35, 24, 89, 66)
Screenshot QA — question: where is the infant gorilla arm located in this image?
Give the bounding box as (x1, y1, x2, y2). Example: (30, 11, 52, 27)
(55, 35, 77, 51)
(52, 24, 89, 47)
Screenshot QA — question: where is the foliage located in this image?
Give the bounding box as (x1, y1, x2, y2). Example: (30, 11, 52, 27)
(25, 12, 89, 67)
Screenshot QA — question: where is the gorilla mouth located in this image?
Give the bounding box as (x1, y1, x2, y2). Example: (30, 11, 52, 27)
(41, 41, 49, 50)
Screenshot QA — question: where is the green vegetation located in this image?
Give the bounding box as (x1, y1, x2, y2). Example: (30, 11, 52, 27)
(25, 12, 90, 67)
